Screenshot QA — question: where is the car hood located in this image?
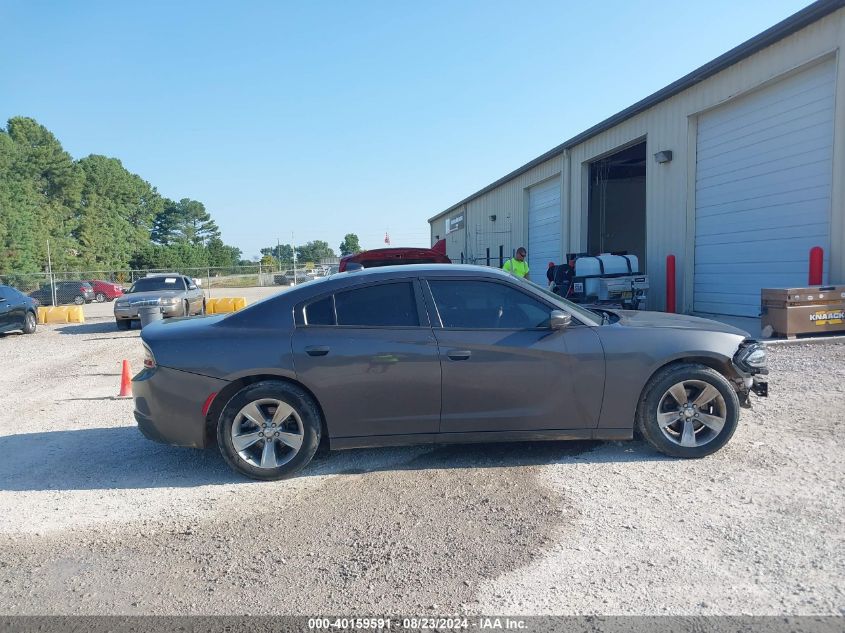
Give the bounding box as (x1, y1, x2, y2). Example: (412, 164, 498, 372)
(120, 290, 184, 301)
(612, 310, 749, 337)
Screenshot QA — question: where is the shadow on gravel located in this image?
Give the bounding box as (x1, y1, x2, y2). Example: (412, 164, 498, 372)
(0, 426, 238, 491)
(0, 426, 667, 492)
(55, 321, 134, 335)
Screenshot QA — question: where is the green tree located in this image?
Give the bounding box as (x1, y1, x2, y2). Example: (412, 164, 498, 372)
(296, 240, 335, 263)
(3, 117, 83, 271)
(339, 233, 362, 256)
(207, 237, 242, 268)
(151, 198, 220, 246)
(74, 155, 163, 269)
(260, 243, 294, 262)
(0, 116, 239, 276)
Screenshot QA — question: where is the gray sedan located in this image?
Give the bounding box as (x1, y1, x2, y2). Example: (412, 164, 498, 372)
(133, 264, 768, 480)
(114, 275, 205, 330)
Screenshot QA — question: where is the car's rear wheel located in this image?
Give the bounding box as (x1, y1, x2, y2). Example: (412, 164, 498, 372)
(636, 363, 739, 458)
(73, 295, 84, 305)
(217, 381, 322, 480)
(23, 312, 36, 334)
(95, 292, 106, 303)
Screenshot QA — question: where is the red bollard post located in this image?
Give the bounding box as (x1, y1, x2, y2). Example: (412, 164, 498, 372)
(809, 246, 824, 286)
(666, 254, 676, 314)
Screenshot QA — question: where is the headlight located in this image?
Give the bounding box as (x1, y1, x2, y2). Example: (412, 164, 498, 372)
(159, 297, 180, 305)
(734, 341, 768, 374)
(115, 299, 128, 307)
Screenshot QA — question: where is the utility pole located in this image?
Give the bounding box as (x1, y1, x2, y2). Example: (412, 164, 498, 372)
(277, 238, 282, 272)
(46, 239, 56, 307)
(291, 232, 297, 286)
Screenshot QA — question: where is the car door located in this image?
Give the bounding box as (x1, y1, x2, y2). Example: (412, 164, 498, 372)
(424, 277, 605, 434)
(183, 277, 200, 313)
(291, 278, 441, 441)
(0, 285, 16, 331)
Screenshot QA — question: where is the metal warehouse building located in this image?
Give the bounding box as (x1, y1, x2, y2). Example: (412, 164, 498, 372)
(428, 0, 845, 317)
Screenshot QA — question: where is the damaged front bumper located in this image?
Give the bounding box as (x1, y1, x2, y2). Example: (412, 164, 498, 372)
(732, 339, 769, 408)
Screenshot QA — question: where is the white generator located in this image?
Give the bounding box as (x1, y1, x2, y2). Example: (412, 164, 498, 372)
(552, 253, 649, 310)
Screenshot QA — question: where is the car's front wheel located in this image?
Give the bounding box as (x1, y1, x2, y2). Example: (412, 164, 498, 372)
(73, 295, 84, 305)
(637, 363, 739, 458)
(116, 319, 131, 331)
(217, 381, 322, 480)
(23, 311, 36, 334)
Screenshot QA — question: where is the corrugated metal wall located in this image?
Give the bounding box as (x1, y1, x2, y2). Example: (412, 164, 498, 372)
(430, 8, 845, 312)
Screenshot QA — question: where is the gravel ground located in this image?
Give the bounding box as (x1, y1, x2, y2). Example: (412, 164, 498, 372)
(0, 320, 843, 615)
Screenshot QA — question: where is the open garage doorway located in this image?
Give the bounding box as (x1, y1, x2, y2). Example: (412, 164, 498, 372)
(588, 141, 646, 270)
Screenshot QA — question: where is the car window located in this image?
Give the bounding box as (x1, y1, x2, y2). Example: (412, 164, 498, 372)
(334, 282, 419, 327)
(429, 280, 552, 329)
(304, 295, 335, 325)
(129, 276, 186, 293)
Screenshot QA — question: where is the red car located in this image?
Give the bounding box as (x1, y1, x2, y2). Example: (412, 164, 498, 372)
(339, 244, 450, 272)
(87, 280, 125, 303)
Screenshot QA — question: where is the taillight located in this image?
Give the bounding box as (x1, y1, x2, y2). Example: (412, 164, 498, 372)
(143, 345, 156, 369)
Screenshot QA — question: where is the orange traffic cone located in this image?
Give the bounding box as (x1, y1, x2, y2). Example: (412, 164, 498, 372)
(118, 360, 132, 398)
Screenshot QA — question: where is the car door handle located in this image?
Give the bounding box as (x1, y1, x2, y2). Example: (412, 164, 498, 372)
(447, 349, 472, 361)
(305, 346, 330, 357)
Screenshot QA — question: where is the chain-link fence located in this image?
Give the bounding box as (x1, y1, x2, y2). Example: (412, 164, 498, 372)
(0, 260, 341, 297)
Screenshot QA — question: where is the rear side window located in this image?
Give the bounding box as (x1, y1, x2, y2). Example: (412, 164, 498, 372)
(429, 280, 551, 329)
(334, 282, 419, 327)
(304, 296, 335, 325)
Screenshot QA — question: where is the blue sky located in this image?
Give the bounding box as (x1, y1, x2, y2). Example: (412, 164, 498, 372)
(1, 0, 811, 259)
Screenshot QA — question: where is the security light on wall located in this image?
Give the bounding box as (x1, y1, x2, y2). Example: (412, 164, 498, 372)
(654, 150, 673, 164)
(489, 214, 497, 222)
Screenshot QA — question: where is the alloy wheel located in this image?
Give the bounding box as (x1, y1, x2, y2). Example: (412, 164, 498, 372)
(230, 398, 304, 469)
(96, 293, 106, 302)
(656, 379, 727, 448)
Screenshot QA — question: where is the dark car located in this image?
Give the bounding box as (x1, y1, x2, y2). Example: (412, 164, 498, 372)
(338, 247, 451, 271)
(87, 279, 125, 303)
(134, 264, 768, 480)
(29, 281, 95, 306)
(0, 285, 38, 335)
(273, 270, 317, 286)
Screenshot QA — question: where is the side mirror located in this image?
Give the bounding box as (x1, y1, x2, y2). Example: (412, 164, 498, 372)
(549, 310, 572, 330)
(189, 284, 197, 290)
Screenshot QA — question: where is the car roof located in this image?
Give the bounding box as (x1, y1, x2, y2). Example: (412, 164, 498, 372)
(330, 263, 507, 281)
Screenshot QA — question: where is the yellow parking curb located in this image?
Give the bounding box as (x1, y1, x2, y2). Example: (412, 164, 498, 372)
(206, 297, 247, 314)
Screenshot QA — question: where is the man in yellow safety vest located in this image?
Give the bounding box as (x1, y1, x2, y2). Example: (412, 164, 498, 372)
(503, 247, 529, 279)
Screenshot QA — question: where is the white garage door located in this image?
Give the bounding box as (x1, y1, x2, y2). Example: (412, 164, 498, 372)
(527, 178, 561, 285)
(694, 59, 835, 317)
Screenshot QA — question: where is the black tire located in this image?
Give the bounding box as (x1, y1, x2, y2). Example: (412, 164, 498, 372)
(201, 299, 206, 315)
(95, 292, 106, 303)
(116, 319, 130, 331)
(636, 363, 739, 459)
(23, 311, 36, 334)
(184, 300, 190, 317)
(73, 295, 84, 305)
(217, 381, 322, 481)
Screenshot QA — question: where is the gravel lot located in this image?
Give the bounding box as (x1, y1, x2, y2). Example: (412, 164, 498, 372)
(0, 315, 843, 616)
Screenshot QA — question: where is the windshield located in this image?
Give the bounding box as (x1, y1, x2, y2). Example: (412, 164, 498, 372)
(514, 276, 603, 325)
(129, 276, 185, 293)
